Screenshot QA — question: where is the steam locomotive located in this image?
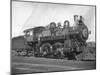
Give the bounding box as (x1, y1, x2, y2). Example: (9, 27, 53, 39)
(18, 15, 92, 60)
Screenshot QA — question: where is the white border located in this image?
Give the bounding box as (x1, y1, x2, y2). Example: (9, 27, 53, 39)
(0, 0, 100, 75)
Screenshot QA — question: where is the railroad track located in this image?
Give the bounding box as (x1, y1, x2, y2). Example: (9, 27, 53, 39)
(11, 56, 96, 74)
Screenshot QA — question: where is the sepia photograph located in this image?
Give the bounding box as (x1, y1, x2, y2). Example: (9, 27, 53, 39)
(11, 0, 96, 75)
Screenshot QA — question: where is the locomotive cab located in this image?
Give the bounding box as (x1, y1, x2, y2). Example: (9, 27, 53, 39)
(24, 26, 45, 42)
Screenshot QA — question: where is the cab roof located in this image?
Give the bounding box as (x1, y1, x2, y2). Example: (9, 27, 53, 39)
(23, 26, 45, 33)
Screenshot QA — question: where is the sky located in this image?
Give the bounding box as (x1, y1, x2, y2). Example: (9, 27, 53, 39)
(12, 1, 95, 42)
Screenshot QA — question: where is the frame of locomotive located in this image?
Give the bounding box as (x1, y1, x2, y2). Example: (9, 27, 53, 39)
(11, 1, 96, 61)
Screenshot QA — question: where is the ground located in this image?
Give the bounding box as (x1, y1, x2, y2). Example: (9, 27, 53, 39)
(11, 56, 96, 75)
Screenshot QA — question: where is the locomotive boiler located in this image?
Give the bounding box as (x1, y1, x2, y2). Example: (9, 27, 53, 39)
(23, 15, 91, 60)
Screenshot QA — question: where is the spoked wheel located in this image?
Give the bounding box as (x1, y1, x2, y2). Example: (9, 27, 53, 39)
(40, 43, 52, 57)
(27, 49, 34, 57)
(52, 42, 64, 58)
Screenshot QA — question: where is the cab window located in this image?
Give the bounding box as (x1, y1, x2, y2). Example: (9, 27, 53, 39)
(25, 30, 33, 37)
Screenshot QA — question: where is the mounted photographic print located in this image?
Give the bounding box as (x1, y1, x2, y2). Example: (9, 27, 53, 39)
(11, 0, 96, 75)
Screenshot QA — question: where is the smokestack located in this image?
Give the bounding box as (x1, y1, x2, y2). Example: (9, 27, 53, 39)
(74, 15, 79, 26)
(74, 15, 78, 22)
